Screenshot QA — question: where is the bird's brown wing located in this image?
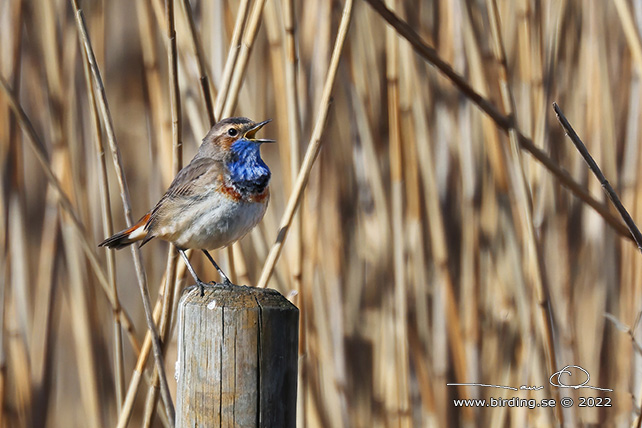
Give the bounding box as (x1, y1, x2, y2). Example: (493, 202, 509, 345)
(142, 157, 223, 244)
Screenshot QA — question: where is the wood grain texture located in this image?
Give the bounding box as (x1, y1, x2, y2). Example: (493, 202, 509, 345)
(176, 284, 299, 427)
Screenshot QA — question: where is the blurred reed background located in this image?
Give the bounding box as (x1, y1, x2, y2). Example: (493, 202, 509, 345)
(2, 0, 642, 426)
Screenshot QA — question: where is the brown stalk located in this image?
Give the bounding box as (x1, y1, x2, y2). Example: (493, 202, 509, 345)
(167, 0, 183, 177)
(214, 0, 252, 119)
(487, 0, 560, 424)
(218, 0, 273, 284)
(554, 103, 642, 250)
(115, 279, 167, 428)
(362, 0, 633, 242)
(384, 0, 410, 424)
(282, 0, 303, 309)
(141, 257, 178, 428)
(0, 8, 22, 406)
(0, 236, 5, 428)
(276, 8, 304, 419)
(460, 1, 507, 191)
(262, 0, 290, 191)
(179, 0, 217, 126)
(257, 0, 289, 290)
(78, 19, 125, 413)
(35, 2, 105, 424)
(219, 0, 270, 119)
(136, 0, 172, 186)
(141, 0, 183, 423)
(406, 42, 471, 428)
(399, 34, 437, 426)
(256, 0, 354, 288)
(69, 2, 175, 424)
(62, 224, 104, 428)
(0, 75, 141, 353)
(614, 0, 642, 71)
(3, 3, 42, 426)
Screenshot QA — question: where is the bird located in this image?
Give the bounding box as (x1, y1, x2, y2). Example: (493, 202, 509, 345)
(99, 117, 274, 296)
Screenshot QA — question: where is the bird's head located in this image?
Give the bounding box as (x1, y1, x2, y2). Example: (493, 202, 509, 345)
(198, 117, 274, 160)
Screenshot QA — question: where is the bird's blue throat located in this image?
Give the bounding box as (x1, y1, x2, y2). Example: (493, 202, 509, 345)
(226, 138, 271, 196)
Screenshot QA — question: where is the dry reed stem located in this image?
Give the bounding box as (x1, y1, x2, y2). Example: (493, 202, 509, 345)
(141, 268, 176, 427)
(4, 0, 26, 342)
(400, 38, 434, 425)
(460, 2, 508, 191)
(2, 2, 31, 426)
(7, 322, 32, 427)
(487, 1, 560, 424)
(0, 75, 140, 351)
(0, 155, 8, 428)
(384, 1, 410, 425)
(261, 0, 292, 285)
(167, 0, 183, 177)
(282, 0, 304, 361)
(38, 3, 104, 420)
(30, 182, 61, 423)
(140, 0, 183, 422)
(614, 0, 642, 71)
(273, 0, 305, 374)
(257, 0, 354, 289)
(179, 0, 217, 126)
(363, 0, 633, 243)
(214, 0, 251, 119)
(140, 255, 179, 428)
(5, 1, 639, 426)
(556, 94, 642, 423)
(407, 52, 471, 428)
(554, 103, 642, 251)
(1, 4, 24, 423)
(220, 0, 269, 119)
(6, 2, 57, 423)
(116, 281, 167, 428)
(0, 219, 4, 428)
(619, 73, 642, 422)
(20, 0, 68, 368)
(62, 225, 103, 428)
(218, 0, 272, 284)
(69, 2, 175, 424)
(137, 0, 171, 186)
(79, 23, 125, 413)
(0, 266, 5, 428)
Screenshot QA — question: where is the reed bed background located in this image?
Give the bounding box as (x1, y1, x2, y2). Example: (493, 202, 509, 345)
(2, 0, 642, 426)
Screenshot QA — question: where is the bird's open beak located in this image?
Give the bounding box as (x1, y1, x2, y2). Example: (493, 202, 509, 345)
(244, 119, 275, 143)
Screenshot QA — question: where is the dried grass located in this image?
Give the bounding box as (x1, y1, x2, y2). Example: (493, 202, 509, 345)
(1, 0, 641, 426)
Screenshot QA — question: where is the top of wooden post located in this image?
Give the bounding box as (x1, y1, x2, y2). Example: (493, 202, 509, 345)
(176, 283, 299, 428)
(179, 283, 297, 310)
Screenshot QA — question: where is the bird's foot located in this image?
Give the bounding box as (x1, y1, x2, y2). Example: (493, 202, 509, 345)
(197, 279, 210, 297)
(202, 280, 234, 290)
(210, 279, 234, 289)
(184, 282, 207, 297)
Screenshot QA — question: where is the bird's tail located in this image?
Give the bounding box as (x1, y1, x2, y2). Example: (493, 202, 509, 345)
(99, 213, 151, 249)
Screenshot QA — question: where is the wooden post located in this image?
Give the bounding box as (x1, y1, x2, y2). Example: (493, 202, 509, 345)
(175, 284, 299, 427)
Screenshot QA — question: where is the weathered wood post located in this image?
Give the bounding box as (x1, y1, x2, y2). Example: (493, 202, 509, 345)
(175, 284, 299, 427)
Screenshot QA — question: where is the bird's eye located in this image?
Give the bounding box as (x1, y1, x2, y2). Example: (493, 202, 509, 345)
(228, 128, 239, 137)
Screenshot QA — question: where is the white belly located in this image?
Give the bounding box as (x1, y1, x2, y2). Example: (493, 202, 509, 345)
(157, 191, 267, 250)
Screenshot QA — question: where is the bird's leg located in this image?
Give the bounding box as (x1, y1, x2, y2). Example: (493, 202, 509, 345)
(202, 250, 233, 286)
(178, 248, 208, 296)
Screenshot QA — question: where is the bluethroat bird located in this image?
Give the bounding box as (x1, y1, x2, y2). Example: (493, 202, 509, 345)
(99, 117, 274, 295)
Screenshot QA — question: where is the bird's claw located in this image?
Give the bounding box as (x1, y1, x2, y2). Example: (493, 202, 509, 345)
(196, 280, 209, 297)
(190, 279, 233, 297)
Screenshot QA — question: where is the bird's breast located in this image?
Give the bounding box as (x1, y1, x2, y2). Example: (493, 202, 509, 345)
(225, 154, 271, 198)
(160, 187, 268, 250)
(217, 173, 270, 203)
